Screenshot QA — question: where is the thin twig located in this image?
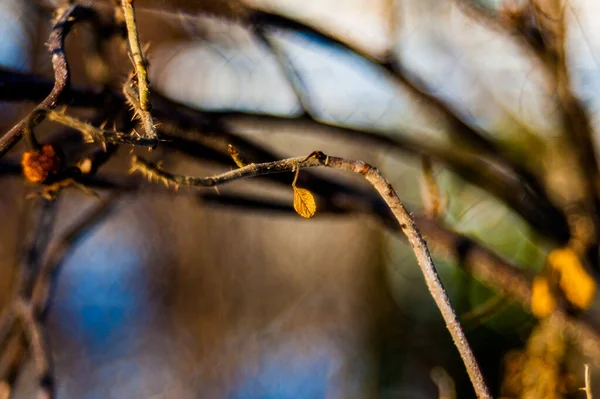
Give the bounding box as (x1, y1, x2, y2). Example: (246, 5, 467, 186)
(0, 4, 99, 159)
(131, 151, 492, 398)
(251, 27, 314, 112)
(582, 364, 594, 399)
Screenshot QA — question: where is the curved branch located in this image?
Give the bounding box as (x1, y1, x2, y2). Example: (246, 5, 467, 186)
(0, 4, 100, 159)
(131, 151, 492, 398)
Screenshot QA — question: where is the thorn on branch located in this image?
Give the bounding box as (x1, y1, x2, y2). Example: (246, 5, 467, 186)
(120, 0, 158, 147)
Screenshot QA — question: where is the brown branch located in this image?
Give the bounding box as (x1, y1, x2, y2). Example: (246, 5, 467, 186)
(0, 4, 101, 159)
(0, 333, 26, 396)
(151, 91, 559, 229)
(131, 151, 492, 398)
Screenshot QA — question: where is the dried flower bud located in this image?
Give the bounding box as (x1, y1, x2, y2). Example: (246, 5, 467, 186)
(21, 144, 62, 184)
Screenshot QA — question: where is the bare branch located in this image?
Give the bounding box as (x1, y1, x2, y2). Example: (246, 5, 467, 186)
(0, 4, 101, 159)
(131, 151, 492, 398)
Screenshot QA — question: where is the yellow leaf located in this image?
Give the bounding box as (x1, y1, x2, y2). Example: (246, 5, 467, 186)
(293, 186, 316, 218)
(547, 248, 596, 310)
(531, 276, 556, 318)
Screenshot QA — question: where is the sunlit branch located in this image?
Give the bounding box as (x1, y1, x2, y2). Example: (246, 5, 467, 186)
(131, 151, 492, 397)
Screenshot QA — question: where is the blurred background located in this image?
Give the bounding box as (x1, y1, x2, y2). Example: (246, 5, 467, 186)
(2, 0, 600, 397)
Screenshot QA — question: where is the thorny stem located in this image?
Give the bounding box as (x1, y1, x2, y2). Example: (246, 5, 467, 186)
(27, 108, 159, 148)
(121, 0, 148, 110)
(120, 0, 158, 144)
(131, 151, 492, 398)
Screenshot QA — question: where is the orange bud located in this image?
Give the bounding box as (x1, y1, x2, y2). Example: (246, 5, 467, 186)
(21, 144, 62, 184)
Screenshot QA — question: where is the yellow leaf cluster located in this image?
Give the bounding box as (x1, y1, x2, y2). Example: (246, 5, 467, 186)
(531, 247, 596, 318)
(548, 248, 596, 310)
